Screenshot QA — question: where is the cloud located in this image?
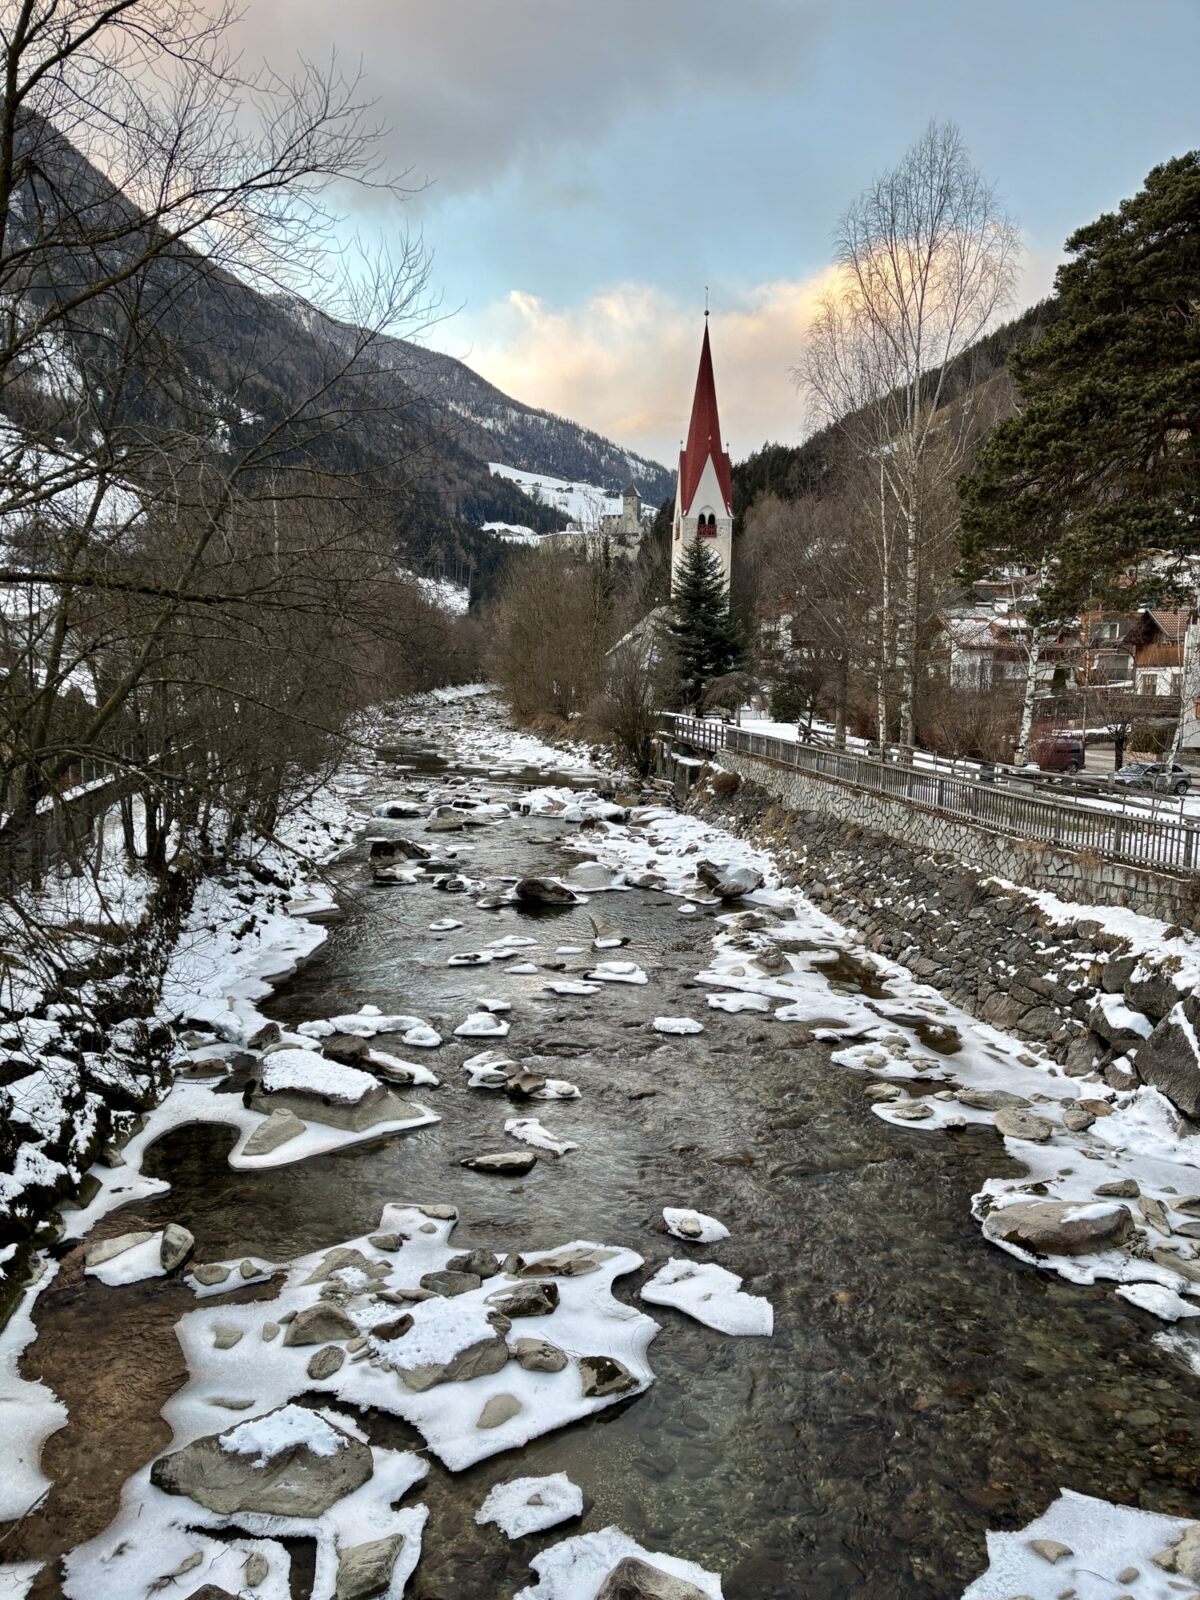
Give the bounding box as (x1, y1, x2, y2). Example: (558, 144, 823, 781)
(225, 0, 825, 198)
(443, 241, 1061, 469)
(446, 275, 838, 467)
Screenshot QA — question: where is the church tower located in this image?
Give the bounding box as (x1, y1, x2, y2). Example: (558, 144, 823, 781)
(671, 315, 733, 595)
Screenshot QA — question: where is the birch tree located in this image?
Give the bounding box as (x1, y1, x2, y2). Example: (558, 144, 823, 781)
(802, 121, 1018, 755)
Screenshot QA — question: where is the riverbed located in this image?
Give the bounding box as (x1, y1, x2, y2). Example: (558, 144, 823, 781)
(4, 699, 1200, 1599)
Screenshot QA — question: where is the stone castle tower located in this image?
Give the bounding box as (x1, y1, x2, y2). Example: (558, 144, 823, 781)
(671, 316, 733, 594)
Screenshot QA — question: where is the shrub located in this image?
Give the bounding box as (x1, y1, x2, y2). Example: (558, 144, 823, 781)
(711, 770, 741, 796)
(768, 683, 808, 724)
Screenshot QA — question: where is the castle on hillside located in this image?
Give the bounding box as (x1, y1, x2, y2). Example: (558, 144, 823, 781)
(671, 315, 733, 594)
(599, 483, 643, 543)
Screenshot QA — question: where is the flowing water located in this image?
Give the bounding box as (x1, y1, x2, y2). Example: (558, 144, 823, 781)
(6, 735, 1200, 1599)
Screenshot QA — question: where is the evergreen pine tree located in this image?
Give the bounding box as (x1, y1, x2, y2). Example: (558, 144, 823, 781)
(664, 534, 745, 707)
(960, 151, 1200, 616)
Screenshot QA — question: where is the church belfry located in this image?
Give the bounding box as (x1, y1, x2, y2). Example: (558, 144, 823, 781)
(671, 315, 733, 595)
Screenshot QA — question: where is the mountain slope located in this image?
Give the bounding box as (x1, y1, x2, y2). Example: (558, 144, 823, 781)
(0, 110, 670, 600)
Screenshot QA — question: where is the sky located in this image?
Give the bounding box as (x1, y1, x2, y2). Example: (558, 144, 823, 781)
(226, 0, 1199, 469)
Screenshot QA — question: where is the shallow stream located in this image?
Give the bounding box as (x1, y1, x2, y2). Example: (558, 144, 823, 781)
(6, 735, 1200, 1599)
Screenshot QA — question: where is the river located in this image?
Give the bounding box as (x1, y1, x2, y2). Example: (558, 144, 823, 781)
(4, 705, 1199, 1600)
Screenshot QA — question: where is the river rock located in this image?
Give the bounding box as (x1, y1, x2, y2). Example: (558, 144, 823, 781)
(193, 1262, 231, 1287)
(513, 1336, 568, 1372)
(368, 1232, 405, 1252)
(568, 863, 616, 891)
(516, 876, 580, 905)
(1061, 1104, 1096, 1133)
(461, 1151, 537, 1175)
(1152, 1524, 1200, 1581)
(334, 1533, 407, 1600)
(212, 1324, 243, 1349)
(520, 1246, 616, 1277)
(1029, 1538, 1072, 1563)
(487, 1281, 560, 1317)
(307, 1344, 346, 1380)
(160, 1223, 195, 1272)
(446, 1249, 500, 1279)
(476, 1392, 523, 1429)
(242, 1107, 306, 1157)
(399, 1330, 510, 1392)
(420, 1269, 481, 1297)
(248, 1021, 282, 1050)
(994, 1108, 1054, 1142)
(983, 1199, 1134, 1256)
(85, 1230, 153, 1269)
(595, 1558, 709, 1600)
(372, 1313, 415, 1340)
(506, 1072, 548, 1099)
(956, 1088, 1031, 1111)
(1132, 1000, 1200, 1120)
(1096, 1178, 1140, 1198)
(322, 1033, 370, 1065)
(283, 1303, 359, 1346)
(244, 1552, 269, 1587)
(889, 1101, 933, 1121)
(150, 1408, 372, 1516)
(697, 860, 763, 899)
(579, 1354, 638, 1398)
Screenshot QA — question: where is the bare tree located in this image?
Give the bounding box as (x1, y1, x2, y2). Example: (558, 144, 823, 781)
(801, 121, 1019, 755)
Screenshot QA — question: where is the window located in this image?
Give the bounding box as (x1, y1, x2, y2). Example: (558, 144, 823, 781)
(698, 510, 717, 535)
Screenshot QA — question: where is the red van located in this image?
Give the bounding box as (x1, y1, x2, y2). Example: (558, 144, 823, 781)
(1032, 732, 1085, 773)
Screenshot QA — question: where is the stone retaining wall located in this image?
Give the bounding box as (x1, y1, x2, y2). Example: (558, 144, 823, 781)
(715, 749, 1200, 930)
(689, 763, 1200, 1122)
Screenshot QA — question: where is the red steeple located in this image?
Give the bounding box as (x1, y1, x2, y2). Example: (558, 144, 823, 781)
(678, 318, 733, 517)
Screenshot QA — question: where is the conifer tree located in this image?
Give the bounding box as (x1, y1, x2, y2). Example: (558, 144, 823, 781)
(664, 534, 744, 707)
(960, 151, 1200, 616)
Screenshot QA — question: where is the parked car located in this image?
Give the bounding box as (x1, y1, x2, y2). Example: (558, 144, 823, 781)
(1033, 733, 1085, 773)
(1110, 760, 1192, 795)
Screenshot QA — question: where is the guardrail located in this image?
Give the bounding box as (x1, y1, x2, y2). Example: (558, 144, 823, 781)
(660, 713, 1200, 877)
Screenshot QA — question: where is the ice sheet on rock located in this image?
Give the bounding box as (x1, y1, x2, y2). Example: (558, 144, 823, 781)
(1116, 1282, 1200, 1321)
(0, 1258, 67, 1520)
(86, 1232, 168, 1286)
(641, 1259, 773, 1336)
(62, 1427, 427, 1600)
(488, 935, 538, 949)
(506, 962, 539, 975)
(165, 1207, 659, 1474)
(506, 1117, 578, 1156)
(368, 1050, 439, 1087)
(544, 980, 601, 996)
(454, 1012, 511, 1039)
(587, 961, 648, 985)
(429, 917, 463, 931)
(476, 1472, 583, 1538)
(448, 949, 507, 967)
(220, 1402, 348, 1461)
(296, 1008, 440, 1041)
(0, 1562, 42, 1598)
(533, 1079, 580, 1100)
(61, 1077, 440, 1239)
(960, 1486, 1196, 1599)
(706, 990, 771, 1013)
(663, 1209, 730, 1244)
(517, 1525, 723, 1600)
(261, 1049, 377, 1104)
(653, 1016, 703, 1036)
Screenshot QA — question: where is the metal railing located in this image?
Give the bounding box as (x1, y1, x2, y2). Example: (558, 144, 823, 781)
(660, 713, 1200, 877)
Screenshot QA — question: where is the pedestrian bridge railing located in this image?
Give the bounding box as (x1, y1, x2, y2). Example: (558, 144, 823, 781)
(659, 713, 1200, 878)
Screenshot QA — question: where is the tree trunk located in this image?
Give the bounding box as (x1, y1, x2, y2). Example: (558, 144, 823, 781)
(895, 496, 920, 761)
(1014, 634, 1042, 765)
(834, 652, 848, 750)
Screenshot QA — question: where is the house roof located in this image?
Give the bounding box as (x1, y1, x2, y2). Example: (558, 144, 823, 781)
(1147, 608, 1190, 643)
(679, 321, 733, 517)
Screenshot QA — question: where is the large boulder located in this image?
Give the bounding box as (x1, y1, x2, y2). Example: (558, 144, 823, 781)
(150, 1406, 372, 1516)
(595, 1557, 710, 1600)
(1132, 999, 1200, 1120)
(982, 1199, 1134, 1257)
